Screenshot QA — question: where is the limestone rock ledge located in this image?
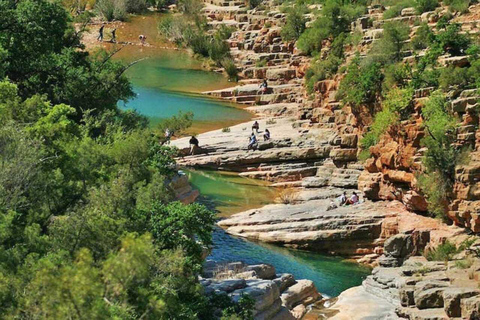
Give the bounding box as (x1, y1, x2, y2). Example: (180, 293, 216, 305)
(323, 247, 480, 319)
(168, 172, 200, 204)
(202, 261, 322, 319)
(218, 197, 407, 259)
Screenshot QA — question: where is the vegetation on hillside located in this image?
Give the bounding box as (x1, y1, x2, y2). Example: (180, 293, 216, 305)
(293, 0, 480, 220)
(0, 0, 254, 318)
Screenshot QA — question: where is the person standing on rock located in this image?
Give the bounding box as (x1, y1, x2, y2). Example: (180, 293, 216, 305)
(139, 34, 147, 45)
(111, 28, 117, 43)
(189, 135, 199, 155)
(97, 24, 105, 41)
(247, 133, 257, 151)
(252, 121, 259, 134)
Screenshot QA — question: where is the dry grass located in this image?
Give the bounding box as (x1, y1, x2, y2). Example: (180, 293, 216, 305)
(276, 188, 300, 204)
(212, 264, 247, 280)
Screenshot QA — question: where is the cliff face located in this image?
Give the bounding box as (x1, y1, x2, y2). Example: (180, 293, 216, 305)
(302, 4, 480, 233)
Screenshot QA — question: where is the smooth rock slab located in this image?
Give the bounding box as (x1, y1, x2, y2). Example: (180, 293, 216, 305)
(280, 280, 321, 309)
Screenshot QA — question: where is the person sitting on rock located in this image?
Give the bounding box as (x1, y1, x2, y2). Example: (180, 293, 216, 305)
(263, 129, 270, 141)
(258, 79, 268, 95)
(252, 121, 259, 134)
(247, 133, 257, 151)
(338, 191, 347, 206)
(189, 135, 199, 155)
(328, 191, 347, 211)
(347, 192, 359, 205)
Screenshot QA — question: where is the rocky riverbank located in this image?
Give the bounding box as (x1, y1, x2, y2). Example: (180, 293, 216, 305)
(170, 0, 480, 317)
(202, 261, 322, 319)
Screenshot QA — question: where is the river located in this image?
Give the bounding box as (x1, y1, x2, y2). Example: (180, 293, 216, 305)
(116, 13, 370, 298)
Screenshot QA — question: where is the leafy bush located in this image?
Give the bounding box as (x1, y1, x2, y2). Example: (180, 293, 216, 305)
(382, 0, 415, 19)
(360, 87, 413, 149)
(368, 21, 410, 64)
(157, 111, 194, 138)
(426, 241, 458, 261)
(256, 59, 267, 67)
(222, 58, 238, 81)
(382, 63, 412, 92)
(158, 15, 190, 44)
(418, 91, 464, 219)
(297, 0, 364, 55)
(305, 56, 342, 93)
(411, 23, 435, 50)
(178, 0, 203, 14)
(95, 0, 147, 20)
(414, 0, 438, 13)
(438, 66, 470, 90)
(436, 23, 471, 56)
(444, 0, 471, 12)
(281, 7, 306, 41)
(337, 56, 383, 108)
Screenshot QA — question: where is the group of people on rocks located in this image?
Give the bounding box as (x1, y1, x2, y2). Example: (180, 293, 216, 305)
(97, 24, 116, 43)
(248, 121, 270, 151)
(97, 24, 147, 45)
(328, 191, 361, 210)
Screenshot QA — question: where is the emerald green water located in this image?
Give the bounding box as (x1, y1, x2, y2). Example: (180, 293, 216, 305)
(186, 170, 370, 297)
(113, 16, 252, 133)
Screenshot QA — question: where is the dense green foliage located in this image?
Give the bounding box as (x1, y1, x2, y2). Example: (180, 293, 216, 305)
(360, 87, 413, 151)
(368, 22, 410, 64)
(281, 7, 307, 41)
(0, 0, 254, 318)
(426, 240, 458, 261)
(0, 0, 134, 120)
(296, 0, 365, 55)
(337, 56, 383, 108)
(417, 91, 463, 219)
(159, 16, 234, 66)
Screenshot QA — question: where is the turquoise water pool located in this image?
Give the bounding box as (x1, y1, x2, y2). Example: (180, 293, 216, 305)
(186, 169, 370, 297)
(117, 45, 251, 132)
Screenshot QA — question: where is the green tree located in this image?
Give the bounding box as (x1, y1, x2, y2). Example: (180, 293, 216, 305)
(337, 55, 383, 108)
(281, 7, 306, 41)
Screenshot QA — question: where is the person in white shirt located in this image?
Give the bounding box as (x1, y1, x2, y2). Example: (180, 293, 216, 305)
(347, 192, 359, 205)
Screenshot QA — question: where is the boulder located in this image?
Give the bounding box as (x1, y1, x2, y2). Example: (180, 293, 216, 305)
(443, 287, 480, 317)
(245, 264, 276, 280)
(415, 287, 447, 309)
(461, 295, 480, 319)
(209, 279, 247, 293)
(273, 274, 296, 292)
(231, 280, 280, 313)
(280, 280, 321, 309)
(384, 234, 414, 258)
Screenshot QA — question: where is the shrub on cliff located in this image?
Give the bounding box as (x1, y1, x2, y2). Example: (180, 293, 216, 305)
(368, 21, 410, 65)
(414, 0, 439, 13)
(296, 0, 364, 55)
(411, 23, 435, 50)
(444, 0, 472, 12)
(281, 7, 306, 41)
(360, 87, 413, 151)
(418, 91, 466, 219)
(337, 56, 383, 108)
(222, 58, 239, 82)
(382, 0, 415, 19)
